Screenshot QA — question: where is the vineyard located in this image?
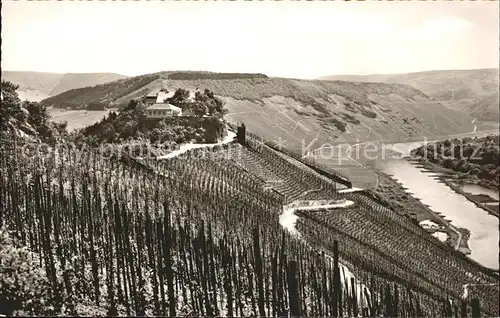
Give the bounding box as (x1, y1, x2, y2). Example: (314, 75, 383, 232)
(227, 141, 340, 204)
(297, 198, 499, 316)
(0, 131, 498, 316)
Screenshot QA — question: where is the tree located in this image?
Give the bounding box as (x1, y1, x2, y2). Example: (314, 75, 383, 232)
(455, 158, 467, 171)
(167, 88, 190, 107)
(194, 89, 226, 117)
(189, 101, 208, 117)
(443, 158, 455, 169)
(1, 81, 67, 142)
(481, 148, 499, 166)
(24, 101, 50, 127)
(122, 99, 142, 112)
(1, 81, 27, 132)
(0, 230, 51, 316)
(478, 164, 496, 179)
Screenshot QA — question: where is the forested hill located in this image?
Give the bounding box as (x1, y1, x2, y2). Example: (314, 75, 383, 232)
(39, 71, 474, 145)
(412, 135, 500, 190)
(319, 68, 499, 121)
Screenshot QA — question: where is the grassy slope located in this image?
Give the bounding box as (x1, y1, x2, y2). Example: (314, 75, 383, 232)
(469, 92, 500, 122)
(319, 69, 499, 121)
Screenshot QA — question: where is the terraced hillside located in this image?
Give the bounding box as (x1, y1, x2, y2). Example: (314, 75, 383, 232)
(233, 137, 499, 316)
(319, 69, 500, 122)
(228, 142, 342, 204)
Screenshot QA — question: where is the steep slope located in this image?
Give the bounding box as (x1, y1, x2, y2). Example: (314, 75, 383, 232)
(41, 72, 474, 148)
(319, 69, 499, 121)
(469, 92, 500, 122)
(1, 71, 127, 102)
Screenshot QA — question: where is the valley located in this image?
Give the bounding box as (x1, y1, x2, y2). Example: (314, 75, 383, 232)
(3, 0, 499, 316)
(1, 71, 498, 317)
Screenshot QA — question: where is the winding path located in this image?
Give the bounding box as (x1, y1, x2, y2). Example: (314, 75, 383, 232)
(157, 131, 236, 159)
(279, 198, 370, 297)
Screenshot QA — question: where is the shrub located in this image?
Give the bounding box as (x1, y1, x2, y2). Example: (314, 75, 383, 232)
(443, 158, 456, 169)
(344, 103, 358, 113)
(338, 112, 360, 124)
(0, 230, 51, 316)
(360, 108, 377, 118)
(321, 117, 346, 132)
(309, 101, 330, 115)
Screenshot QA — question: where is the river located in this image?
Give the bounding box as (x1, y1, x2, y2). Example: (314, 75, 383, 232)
(370, 141, 499, 270)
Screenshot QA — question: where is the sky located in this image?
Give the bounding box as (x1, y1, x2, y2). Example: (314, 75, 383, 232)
(2, 1, 499, 79)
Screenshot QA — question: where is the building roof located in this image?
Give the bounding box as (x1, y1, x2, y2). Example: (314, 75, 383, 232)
(146, 103, 182, 111)
(156, 91, 175, 103)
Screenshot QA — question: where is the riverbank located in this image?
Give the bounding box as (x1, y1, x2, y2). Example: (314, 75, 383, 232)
(412, 159, 499, 218)
(370, 170, 469, 252)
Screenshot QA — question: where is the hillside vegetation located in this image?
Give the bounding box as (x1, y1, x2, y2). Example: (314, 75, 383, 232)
(167, 71, 268, 80)
(40, 72, 475, 149)
(41, 74, 160, 109)
(0, 81, 68, 142)
(319, 69, 499, 121)
(2, 71, 127, 102)
(412, 135, 500, 190)
(76, 88, 227, 151)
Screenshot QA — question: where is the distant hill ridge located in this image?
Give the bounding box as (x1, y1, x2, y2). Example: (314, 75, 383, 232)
(167, 71, 268, 80)
(318, 68, 499, 121)
(1, 71, 127, 102)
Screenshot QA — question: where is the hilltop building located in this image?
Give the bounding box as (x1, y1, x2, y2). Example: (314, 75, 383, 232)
(145, 89, 175, 106)
(146, 103, 182, 118)
(145, 93, 157, 106)
(144, 90, 183, 118)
